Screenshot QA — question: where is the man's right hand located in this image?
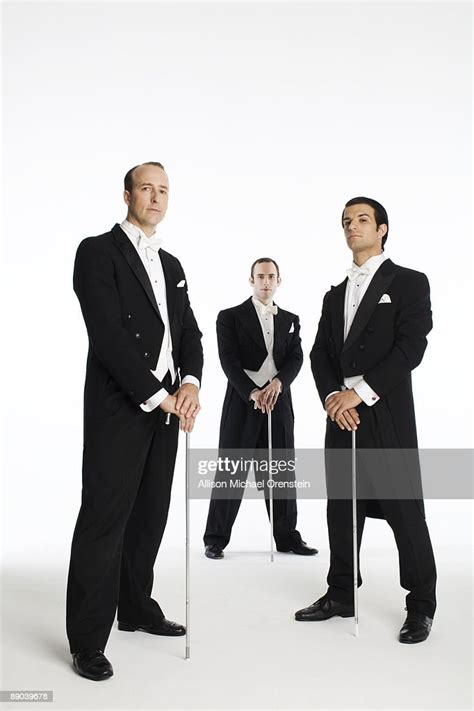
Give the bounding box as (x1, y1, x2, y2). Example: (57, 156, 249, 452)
(331, 406, 360, 431)
(159, 394, 196, 433)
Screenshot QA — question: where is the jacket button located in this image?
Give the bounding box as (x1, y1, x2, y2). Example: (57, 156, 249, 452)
(351, 362, 357, 369)
(135, 333, 141, 339)
(129, 390, 135, 396)
(359, 344, 365, 351)
(127, 314, 132, 319)
(144, 352, 150, 358)
(366, 326, 374, 333)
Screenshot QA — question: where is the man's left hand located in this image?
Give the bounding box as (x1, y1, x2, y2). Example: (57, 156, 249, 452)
(260, 378, 282, 413)
(325, 389, 362, 422)
(175, 383, 201, 418)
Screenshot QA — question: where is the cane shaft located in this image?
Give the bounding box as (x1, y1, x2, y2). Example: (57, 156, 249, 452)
(268, 410, 274, 562)
(185, 432, 190, 658)
(352, 429, 359, 636)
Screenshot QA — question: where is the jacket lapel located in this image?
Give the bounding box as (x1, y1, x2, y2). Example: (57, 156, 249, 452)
(158, 249, 178, 319)
(238, 298, 267, 350)
(112, 224, 162, 319)
(330, 280, 346, 355)
(273, 306, 291, 354)
(342, 259, 396, 353)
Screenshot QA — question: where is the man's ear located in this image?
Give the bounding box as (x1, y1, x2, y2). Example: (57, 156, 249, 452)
(124, 190, 131, 206)
(378, 224, 388, 239)
(249, 276, 254, 286)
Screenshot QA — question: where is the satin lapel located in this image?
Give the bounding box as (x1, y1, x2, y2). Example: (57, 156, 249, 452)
(342, 259, 396, 353)
(158, 249, 178, 319)
(112, 224, 162, 319)
(238, 298, 267, 349)
(273, 306, 290, 353)
(330, 280, 347, 356)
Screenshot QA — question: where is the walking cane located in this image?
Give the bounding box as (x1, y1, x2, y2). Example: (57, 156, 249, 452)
(267, 409, 274, 562)
(352, 428, 359, 637)
(184, 431, 191, 659)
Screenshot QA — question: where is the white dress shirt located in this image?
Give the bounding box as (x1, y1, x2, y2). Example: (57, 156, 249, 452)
(120, 220, 199, 411)
(244, 298, 278, 387)
(327, 253, 386, 407)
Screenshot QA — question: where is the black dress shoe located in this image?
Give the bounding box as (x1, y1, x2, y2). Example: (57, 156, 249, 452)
(72, 649, 113, 681)
(118, 618, 186, 636)
(398, 612, 433, 644)
(295, 595, 354, 621)
(205, 544, 224, 559)
(277, 532, 318, 556)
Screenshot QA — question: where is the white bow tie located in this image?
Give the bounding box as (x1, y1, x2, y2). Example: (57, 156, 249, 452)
(138, 233, 163, 252)
(257, 303, 278, 316)
(347, 266, 370, 281)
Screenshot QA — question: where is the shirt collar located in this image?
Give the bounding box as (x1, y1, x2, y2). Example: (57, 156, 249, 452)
(120, 219, 158, 248)
(252, 297, 278, 315)
(351, 252, 387, 274)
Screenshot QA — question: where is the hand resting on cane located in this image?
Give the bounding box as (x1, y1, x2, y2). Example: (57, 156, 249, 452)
(250, 378, 282, 414)
(160, 393, 197, 433)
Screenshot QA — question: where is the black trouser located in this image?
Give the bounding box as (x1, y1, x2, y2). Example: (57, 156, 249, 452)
(66, 385, 179, 653)
(324, 405, 437, 618)
(326, 497, 437, 617)
(204, 391, 298, 550)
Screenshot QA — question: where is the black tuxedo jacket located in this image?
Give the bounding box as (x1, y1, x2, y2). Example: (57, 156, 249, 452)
(216, 298, 303, 448)
(310, 259, 432, 518)
(311, 258, 432, 451)
(73, 224, 203, 423)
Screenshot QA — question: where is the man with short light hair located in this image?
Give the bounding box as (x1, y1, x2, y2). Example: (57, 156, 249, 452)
(67, 162, 203, 679)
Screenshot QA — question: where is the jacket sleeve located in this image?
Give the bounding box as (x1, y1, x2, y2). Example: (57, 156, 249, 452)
(73, 238, 164, 406)
(364, 272, 432, 398)
(216, 310, 260, 403)
(310, 291, 343, 406)
(275, 316, 304, 393)
(175, 264, 203, 384)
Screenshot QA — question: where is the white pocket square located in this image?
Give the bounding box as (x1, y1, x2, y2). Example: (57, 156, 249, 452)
(378, 293, 391, 304)
(289, 322, 295, 333)
(176, 279, 186, 287)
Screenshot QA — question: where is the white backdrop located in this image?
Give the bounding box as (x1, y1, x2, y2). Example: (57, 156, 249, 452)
(1, 1, 472, 569)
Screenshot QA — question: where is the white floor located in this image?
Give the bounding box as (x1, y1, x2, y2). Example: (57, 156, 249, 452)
(1, 525, 472, 711)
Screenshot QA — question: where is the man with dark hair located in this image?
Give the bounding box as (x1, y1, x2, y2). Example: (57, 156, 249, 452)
(295, 197, 436, 644)
(203, 258, 317, 559)
(67, 162, 203, 680)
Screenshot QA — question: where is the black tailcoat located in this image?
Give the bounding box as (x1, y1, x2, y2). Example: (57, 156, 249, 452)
(204, 297, 303, 549)
(217, 297, 303, 448)
(66, 224, 203, 653)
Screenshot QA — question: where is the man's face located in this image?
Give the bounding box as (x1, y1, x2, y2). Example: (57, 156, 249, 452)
(124, 164, 169, 233)
(250, 261, 280, 303)
(342, 203, 386, 256)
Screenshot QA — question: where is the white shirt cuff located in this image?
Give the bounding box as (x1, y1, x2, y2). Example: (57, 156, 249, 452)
(325, 390, 340, 402)
(140, 388, 169, 412)
(353, 379, 380, 407)
(181, 375, 200, 389)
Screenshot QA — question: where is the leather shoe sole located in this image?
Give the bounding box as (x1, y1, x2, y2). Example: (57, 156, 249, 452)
(295, 596, 354, 621)
(118, 619, 186, 636)
(277, 543, 318, 555)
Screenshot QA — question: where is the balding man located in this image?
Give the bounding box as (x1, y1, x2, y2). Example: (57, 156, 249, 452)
(67, 162, 203, 680)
